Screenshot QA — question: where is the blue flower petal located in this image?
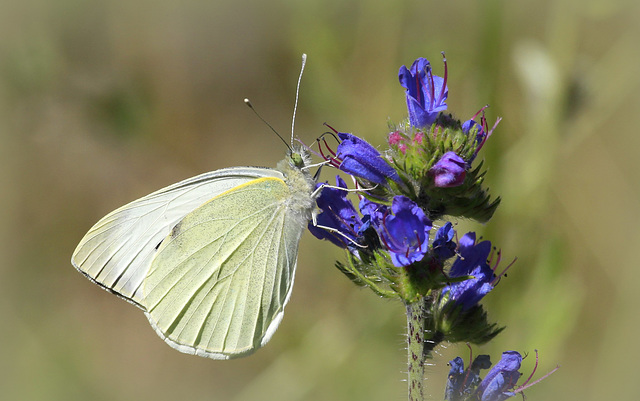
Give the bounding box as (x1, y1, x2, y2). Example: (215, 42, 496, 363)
(308, 176, 363, 248)
(368, 195, 432, 267)
(432, 222, 457, 260)
(443, 232, 496, 310)
(399, 57, 448, 128)
(336, 132, 400, 185)
(476, 351, 522, 401)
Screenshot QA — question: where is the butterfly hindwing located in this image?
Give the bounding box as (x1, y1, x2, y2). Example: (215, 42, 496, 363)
(143, 176, 304, 359)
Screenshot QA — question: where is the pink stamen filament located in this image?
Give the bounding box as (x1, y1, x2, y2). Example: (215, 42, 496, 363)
(513, 366, 560, 395)
(439, 52, 448, 105)
(514, 350, 560, 395)
(414, 68, 423, 105)
(323, 122, 338, 134)
(323, 138, 338, 158)
(470, 105, 489, 121)
(519, 350, 539, 388)
(476, 114, 502, 154)
(378, 215, 393, 251)
(488, 246, 498, 265)
(492, 256, 516, 286)
(317, 137, 341, 168)
(460, 344, 474, 390)
(403, 230, 421, 259)
(428, 66, 436, 110)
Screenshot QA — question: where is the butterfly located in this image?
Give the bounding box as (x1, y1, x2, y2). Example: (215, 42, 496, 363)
(72, 54, 320, 359)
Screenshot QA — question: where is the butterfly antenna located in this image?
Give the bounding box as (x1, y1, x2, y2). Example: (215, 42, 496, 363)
(291, 53, 307, 146)
(244, 98, 292, 152)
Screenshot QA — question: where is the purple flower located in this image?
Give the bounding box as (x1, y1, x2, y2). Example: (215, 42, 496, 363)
(429, 151, 467, 188)
(442, 232, 495, 310)
(359, 197, 386, 224)
(445, 352, 528, 401)
(432, 222, 457, 260)
(445, 357, 467, 400)
(399, 56, 448, 128)
(308, 176, 363, 248)
(429, 110, 500, 188)
(476, 351, 523, 401)
(445, 355, 492, 401)
(365, 195, 432, 267)
(462, 119, 483, 142)
(335, 132, 400, 185)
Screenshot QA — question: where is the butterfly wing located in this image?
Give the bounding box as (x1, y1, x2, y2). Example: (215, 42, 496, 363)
(142, 176, 306, 359)
(71, 167, 280, 308)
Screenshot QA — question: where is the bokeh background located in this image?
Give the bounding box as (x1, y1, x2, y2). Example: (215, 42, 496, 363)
(2, 0, 639, 400)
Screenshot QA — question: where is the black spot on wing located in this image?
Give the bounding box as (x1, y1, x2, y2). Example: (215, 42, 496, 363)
(170, 221, 183, 238)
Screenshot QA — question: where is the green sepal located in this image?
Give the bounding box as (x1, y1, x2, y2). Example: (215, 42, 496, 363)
(334, 251, 400, 299)
(397, 257, 446, 302)
(386, 117, 500, 223)
(417, 162, 501, 223)
(431, 293, 504, 345)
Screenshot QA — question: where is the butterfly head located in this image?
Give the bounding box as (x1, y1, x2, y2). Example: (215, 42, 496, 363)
(287, 144, 312, 170)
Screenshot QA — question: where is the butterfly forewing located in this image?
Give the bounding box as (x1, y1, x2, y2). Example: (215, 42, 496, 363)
(143, 176, 304, 359)
(71, 168, 280, 308)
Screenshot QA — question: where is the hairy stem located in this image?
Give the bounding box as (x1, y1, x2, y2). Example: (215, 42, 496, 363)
(406, 297, 443, 401)
(406, 299, 427, 401)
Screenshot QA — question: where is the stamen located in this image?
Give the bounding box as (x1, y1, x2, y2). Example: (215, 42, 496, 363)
(480, 110, 487, 132)
(316, 140, 328, 161)
(319, 135, 339, 158)
(414, 67, 423, 105)
(318, 130, 340, 144)
(428, 65, 436, 110)
(323, 122, 339, 134)
(316, 136, 341, 168)
(379, 212, 395, 250)
(492, 256, 517, 286)
(439, 52, 448, 105)
(379, 229, 392, 251)
(475, 110, 501, 154)
(488, 246, 498, 265)
(413, 230, 422, 250)
(470, 104, 489, 121)
(460, 344, 474, 389)
(514, 350, 560, 395)
(519, 350, 539, 388)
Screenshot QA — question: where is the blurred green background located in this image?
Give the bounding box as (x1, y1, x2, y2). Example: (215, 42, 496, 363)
(1, 0, 638, 400)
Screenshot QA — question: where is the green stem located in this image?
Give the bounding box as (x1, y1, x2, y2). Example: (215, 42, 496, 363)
(406, 299, 427, 401)
(406, 297, 443, 401)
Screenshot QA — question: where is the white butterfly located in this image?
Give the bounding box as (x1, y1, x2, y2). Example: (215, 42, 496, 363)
(72, 54, 319, 359)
